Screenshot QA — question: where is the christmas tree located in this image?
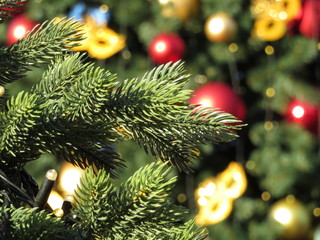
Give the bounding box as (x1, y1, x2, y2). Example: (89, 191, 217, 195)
(0, 0, 244, 239)
(1, 0, 320, 239)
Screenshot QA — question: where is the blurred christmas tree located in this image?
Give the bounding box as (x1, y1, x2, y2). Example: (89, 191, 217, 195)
(1, 0, 320, 239)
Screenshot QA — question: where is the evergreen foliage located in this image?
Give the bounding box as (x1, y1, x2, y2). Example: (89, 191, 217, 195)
(0, 0, 243, 238)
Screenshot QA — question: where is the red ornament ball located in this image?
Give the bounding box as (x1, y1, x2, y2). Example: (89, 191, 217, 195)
(288, 0, 320, 40)
(6, 14, 38, 46)
(285, 98, 319, 133)
(189, 82, 246, 121)
(148, 33, 185, 65)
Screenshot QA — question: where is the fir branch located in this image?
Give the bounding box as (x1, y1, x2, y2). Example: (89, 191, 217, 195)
(34, 53, 117, 122)
(104, 62, 243, 171)
(0, 0, 27, 23)
(8, 207, 71, 240)
(73, 163, 207, 239)
(0, 91, 44, 159)
(0, 18, 84, 85)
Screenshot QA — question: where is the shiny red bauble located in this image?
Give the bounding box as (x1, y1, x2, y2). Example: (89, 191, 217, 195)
(148, 33, 185, 65)
(189, 82, 246, 121)
(6, 14, 38, 46)
(288, 0, 320, 40)
(285, 98, 319, 133)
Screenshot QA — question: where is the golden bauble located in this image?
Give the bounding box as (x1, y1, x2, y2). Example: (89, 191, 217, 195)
(269, 197, 311, 239)
(158, 0, 199, 21)
(0, 86, 5, 97)
(204, 12, 237, 42)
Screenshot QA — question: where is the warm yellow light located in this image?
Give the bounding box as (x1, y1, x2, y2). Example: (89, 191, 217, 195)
(265, 45, 275, 55)
(292, 106, 304, 118)
(266, 87, 275, 97)
(59, 163, 83, 194)
(261, 191, 271, 201)
(264, 121, 274, 131)
(177, 193, 187, 203)
(208, 17, 225, 34)
(46, 169, 57, 181)
(13, 25, 27, 39)
(273, 207, 292, 224)
(229, 43, 238, 53)
(99, 4, 109, 13)
(278, 11, 288, 20)
(48, 191, 64, 210)
(155, 41, 167, 53)
(314, 208, 320, 217)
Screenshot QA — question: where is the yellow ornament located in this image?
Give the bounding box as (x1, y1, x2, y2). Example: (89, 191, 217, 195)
(0, 86, 5, 97)
(269, 196, 311, 239)
(158, 0, 199, 21)
(204, 12, 237, 42)
(217, 162, 247, 199)
(272, 0, 301, 21)
(87, 26, 126, 59)
(195, 179, 233, 226)
(252, 16, 287, 41)
(195, 162, 247, 226)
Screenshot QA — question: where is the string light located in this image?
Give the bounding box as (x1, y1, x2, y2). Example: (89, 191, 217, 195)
(228, 43, 238, 53)
(261, 191, 271, 201)
(264, 121, 273, 131)
(265, 45, 275, 55)
(47, 190, 64, 210)
(313, 208, 320, 217)
(292, 105, 305, 119)
(265, 87, 275, 97)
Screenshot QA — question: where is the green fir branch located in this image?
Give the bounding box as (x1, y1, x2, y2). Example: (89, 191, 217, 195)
(0, 18, 83, 85)
(73, 163, 207, 240)
(7, 207, 71, 240)
(104, 62, 242, 171)
(0, 91, 44, 160)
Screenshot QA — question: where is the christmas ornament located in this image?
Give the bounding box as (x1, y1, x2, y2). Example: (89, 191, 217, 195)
(285, 98, 319, 133)
(88, 25, 126, 59)
(66, 3, 124, 59)
(0, 86, 5, 97)
(269, 196, 311, 239)
(6, 13, 38, 46)
(252, 16, 287, 41)
(148, 33, 185, 65)
(204, 12, 237, 42)
(189, 82, 246, 121)
(158, 0, 198, 21)
(251, 0, 301, 41)
(288, 0, 320, 40)
(195, 162, 247, 225)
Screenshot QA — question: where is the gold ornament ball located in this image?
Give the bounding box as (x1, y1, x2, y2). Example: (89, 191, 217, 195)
(204, 12, 237, 42)
(0, 86, 5, 97)
(158, 0, 199, 21)
(269, 197, 311, 239)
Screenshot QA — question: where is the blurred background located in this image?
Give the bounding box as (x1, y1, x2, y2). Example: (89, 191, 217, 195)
(0, 0, 319, 239)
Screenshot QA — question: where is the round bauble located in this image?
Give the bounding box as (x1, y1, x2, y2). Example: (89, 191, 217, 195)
(269, 197, 311, 239)
(285, 98, 319, 133)
(6, 14, 38, 46)
(298, 0, 320, 40)
(0, 86, 5, 97)
(189, 82, 246, 121)
(148, 33, 185, 65)
(204, 12, 237, 42)
(158, 0, 198, 21)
